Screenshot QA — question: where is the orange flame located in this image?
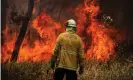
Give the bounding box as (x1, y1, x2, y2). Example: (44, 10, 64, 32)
(2, 11, 64, 62)
(75, 0, 121, 61)
(18, 11, 64, 62)
(2, 25, 18, 62)
(2, 0, 121, 62)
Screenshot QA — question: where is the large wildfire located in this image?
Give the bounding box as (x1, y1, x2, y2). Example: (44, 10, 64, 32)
(2, 0, 121, 62)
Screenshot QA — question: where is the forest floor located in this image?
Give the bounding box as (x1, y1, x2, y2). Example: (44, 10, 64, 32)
(1, 58, 133, 80)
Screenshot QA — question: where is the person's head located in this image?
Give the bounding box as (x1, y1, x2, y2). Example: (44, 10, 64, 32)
(65, 19, 76, 32)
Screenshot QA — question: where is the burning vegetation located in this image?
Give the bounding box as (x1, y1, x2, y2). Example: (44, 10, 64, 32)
(1, 0, 133, 80)
(1, 0, 132, 63)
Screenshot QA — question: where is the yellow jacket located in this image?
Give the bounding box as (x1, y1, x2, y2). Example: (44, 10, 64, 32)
(50, 28, 84, 71)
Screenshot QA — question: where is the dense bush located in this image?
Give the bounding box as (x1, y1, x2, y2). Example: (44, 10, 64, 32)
(1, 60, 133, 80)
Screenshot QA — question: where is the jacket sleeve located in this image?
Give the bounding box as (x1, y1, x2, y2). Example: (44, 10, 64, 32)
(49, 34, 61, 69)
(78, 38, 85, 68)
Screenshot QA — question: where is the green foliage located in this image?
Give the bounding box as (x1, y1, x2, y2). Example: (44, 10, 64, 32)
(2, 61, 133, 80)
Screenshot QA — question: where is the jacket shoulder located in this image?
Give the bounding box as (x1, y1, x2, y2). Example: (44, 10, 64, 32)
(75, 34, 82, 40)
(57, 32, 66, 40)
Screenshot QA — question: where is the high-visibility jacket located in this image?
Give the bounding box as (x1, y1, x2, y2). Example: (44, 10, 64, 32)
(50, 28, 84, 71)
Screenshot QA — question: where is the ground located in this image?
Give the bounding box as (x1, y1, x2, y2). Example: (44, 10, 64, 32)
(1, 59, 133, 80)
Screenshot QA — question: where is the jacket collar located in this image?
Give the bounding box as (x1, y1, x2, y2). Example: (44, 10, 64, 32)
(66, 27, 75, 33)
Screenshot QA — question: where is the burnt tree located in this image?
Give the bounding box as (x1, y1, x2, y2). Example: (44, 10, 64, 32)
(10, 0, 34, 62)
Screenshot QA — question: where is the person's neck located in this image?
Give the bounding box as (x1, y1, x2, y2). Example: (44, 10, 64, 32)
(66, 27, 75, 33)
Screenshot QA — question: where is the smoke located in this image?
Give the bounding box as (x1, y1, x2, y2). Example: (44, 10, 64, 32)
(99, 0, 133, 59)
(100, 0, 133, 39)
(33, 0, 84, 23)
(2, 0, 133, 62)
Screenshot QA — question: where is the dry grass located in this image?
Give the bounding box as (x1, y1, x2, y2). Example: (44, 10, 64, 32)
(1, 60, 133, 80)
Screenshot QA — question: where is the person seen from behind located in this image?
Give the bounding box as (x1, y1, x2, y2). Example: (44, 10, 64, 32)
(47, 19, 85, 80)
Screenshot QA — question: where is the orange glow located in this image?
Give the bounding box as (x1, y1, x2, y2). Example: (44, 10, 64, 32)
(2, 25, 18, 62)
(76, 0, 120, 61)
(2, 0, 121, 62)
(2, 11, 63, 62)
(18, 11, 63, 62)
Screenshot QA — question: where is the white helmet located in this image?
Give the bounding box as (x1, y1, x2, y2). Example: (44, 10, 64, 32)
(66, 19, 76, 27)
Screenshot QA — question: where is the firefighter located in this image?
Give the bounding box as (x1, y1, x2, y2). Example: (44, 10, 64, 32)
(47, 19, 85, 80)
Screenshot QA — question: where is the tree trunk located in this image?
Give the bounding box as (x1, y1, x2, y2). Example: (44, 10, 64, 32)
(10, 0, 34, 62)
